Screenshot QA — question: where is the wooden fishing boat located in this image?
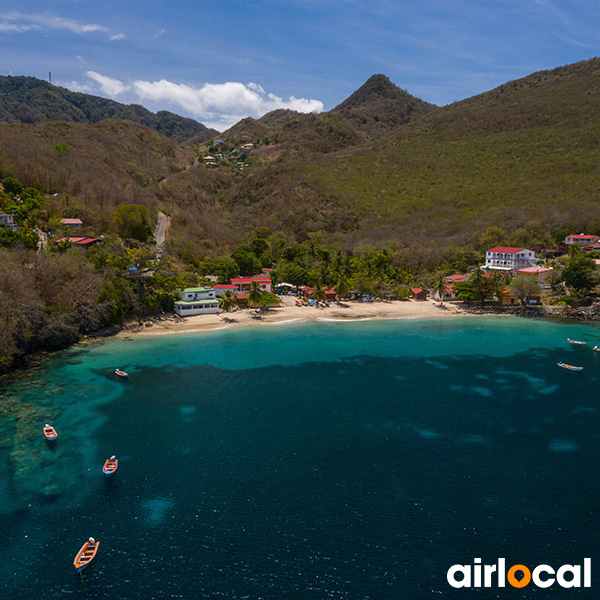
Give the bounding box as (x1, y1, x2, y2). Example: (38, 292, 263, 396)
(115, 368, 128, 378)
(73, 538, 99, 572)
(43, 424, 57, 441)
(557, 361, 583, 372)
(567, 338, 587, 345)
(103, 455, 118, 477)
(593, 346, 600, 352)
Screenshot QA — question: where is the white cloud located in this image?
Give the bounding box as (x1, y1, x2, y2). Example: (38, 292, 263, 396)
(153, 29, 166, 39)
(110, 33, 126, 41)
(130, 78, 324, 130)
(77, 72, 323, 130)
(85, 71, 130, 96)
(0, 12, 108, 35)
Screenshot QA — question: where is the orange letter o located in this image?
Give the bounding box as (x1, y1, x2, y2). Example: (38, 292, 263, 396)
(507, 564, 531, 588)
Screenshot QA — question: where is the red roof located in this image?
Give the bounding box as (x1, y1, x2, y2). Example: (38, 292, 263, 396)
(486, 247, 527, 253)
(54, 236, 98, 245)
(231, 277, 271, 284)
(515, 266, 553, 274)
(567, 234, 597, 239)
(445, 274, 468, 282)
(411, 288, 424, 294)
(214, 284, 237, 289)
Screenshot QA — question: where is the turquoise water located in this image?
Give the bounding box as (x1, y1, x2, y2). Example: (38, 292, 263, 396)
(1, 316, 599, 598)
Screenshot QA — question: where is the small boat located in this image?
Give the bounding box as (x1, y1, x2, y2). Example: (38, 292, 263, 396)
(103, 455, 118, 477)
(43, 424, 58, 441)
(557, 361, 583, 372)
(115, 369, 128, 378)
(567, 338, 587, 345)
(593, 346, 600, 352)
(73, 538, 99, 572)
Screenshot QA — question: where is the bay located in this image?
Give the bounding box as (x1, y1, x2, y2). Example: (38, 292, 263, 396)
(0, 316, 599, 599)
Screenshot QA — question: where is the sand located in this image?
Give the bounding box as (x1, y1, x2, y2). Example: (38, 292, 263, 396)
(118, 297, 469, 338)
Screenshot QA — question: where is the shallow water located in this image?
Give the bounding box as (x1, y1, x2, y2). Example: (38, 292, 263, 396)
(1, 317, 599, 598)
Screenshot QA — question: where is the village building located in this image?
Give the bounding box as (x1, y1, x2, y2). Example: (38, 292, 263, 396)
(54, 236, 99, 247)
(174, 287, 221, 316)
(432, 283, 456, 302)
(231, 276, 272, 293)
(514, 266, 554, 289)
(484, 247, 539, 272)
(564, 233, 600, 246)
(0, 212, 19, 230)
(410, 287, 427, 301)
(61, 218, 83, 229)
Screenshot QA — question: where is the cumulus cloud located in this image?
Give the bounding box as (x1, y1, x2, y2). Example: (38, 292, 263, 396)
(131, 78, 324, 130)
(81, 72, 323, 130)
(0, 12, 108, 35)
(85, 71, 130, 96)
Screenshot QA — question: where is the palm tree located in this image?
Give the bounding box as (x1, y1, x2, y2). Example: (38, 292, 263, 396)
(470, 265, 489, 306)
(247, 280, 263, 308)
(218, 290, 237, 314)
(334, 276, 351, 301)
(432, 275, 448, 304)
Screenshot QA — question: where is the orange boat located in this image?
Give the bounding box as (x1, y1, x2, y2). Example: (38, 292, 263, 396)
(43, 424, 57, 441)
(115, 368, 128, 378)
(103, 455, 118, 477)
(73, 538, 99, 572)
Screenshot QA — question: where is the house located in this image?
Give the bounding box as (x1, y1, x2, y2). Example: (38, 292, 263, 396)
(241, 143, 254, 150)
(564, 234, 599, 246)
(514, 266, 554, 289)
(0, 212, 19, 230)
(485, 247, 539, 272)
(61, 218, 82, 229)
(301, 286, 337, 301)
(213, 139, 224, 146)
(54, 236, 99, 247)
(432, 283, 456, 301)
(444, 274, 469, 283)
(583, 243, 600, 253)
(203, 155, 217, 166)
(174, 287, 221, 316)
(411, 288, 427, 301)
(498, 290, 542, 305)
(231, 276, 272, 293)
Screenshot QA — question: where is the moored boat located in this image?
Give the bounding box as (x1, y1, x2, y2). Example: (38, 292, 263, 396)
(43, 424, 57, 441)
(73, 538, 99, 572)
(115, 368, 128, 378)
(567, 338, 586, 345)
(593, 346, 600, 352)
(557, 361, 583, 371)
(103, 455, 118, 477)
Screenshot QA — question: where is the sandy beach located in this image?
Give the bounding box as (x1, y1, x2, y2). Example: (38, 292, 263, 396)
(119, 297, 469, 338)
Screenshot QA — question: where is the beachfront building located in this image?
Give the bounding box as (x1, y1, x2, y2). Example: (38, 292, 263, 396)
(411, 288, 427, 301)
(484, 247, 539, 272)
(498, 290, 542, 305)
(174, 287, 221, 317)
(564, 233, 600, 246)
(514, 266, 554, 289)
(432, 283, 456, 302)
(231, 276, 272, 293)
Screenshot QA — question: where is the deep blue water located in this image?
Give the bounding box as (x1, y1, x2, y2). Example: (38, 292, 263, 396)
(1, 317, 600, 599)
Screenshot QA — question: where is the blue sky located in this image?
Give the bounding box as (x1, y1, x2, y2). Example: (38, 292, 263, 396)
(2, 1, 599, 131)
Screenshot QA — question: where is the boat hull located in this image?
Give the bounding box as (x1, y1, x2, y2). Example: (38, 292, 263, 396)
(73, 540, 99, 572)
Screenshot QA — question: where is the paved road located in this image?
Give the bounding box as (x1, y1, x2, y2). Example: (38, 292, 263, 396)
(154, 211, 168, 249)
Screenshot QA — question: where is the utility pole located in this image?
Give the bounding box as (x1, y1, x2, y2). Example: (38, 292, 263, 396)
(49, 71, 52, 84)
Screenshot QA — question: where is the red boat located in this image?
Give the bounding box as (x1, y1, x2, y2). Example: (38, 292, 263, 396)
(103, 455, 118, 477)
(115, 369, 128, 378)
(43, 424, 57, 441)
(73, 538, 99, 572)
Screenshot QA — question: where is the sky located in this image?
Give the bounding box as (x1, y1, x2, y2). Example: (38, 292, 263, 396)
(1, 1, 599, 131)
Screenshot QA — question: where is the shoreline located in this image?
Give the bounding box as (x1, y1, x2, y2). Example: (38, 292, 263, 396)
(113, 298, 474, 339)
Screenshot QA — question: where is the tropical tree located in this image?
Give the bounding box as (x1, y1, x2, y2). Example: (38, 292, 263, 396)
(508, 274, 541, 305)
(111, 204, 154, 242)
(334, 276, 351, 300)
(432, 275, 448, 303)
(247, 280, 263, 308)
(469, 266, 489, 305)
(561, 255, 598, 294)
(218, 290, 237, 313)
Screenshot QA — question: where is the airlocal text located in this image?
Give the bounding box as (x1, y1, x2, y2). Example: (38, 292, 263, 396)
(447, 558, 591, 589)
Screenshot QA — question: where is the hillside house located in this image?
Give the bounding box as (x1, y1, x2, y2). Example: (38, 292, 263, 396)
(514, 266, 554, 289)
(0, 212, 19, 231)
(485, 247, 539, 272)
(213, 139, 224, 146)
(241, 143, 254, 150)
(203, 156, 217, 166)
(565, 234, 599, 246)
(174, 287, 221, 316)
(61, 218, 82, 229)
(54, 236, 99, 247)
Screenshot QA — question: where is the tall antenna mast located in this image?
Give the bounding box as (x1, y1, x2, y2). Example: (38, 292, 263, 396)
(49, 71, 52, 84)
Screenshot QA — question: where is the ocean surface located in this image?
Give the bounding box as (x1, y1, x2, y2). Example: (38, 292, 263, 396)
(1, 316, 599, 599)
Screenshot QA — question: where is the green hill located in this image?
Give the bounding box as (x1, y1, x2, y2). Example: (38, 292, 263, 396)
(0, 76, 218, 144)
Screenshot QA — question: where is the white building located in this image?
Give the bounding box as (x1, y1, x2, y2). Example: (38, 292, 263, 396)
(485, 247, 539, 272)
(565, 233, 599, 246)
(174, 287, 221, 317)
(0, 212, 19, 230)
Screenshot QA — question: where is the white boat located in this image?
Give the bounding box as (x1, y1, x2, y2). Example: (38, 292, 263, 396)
(115, 369, 128, 378)
(567, 338, 586, 345)
(557, 361, 583, 372)
(593, 346, 600, 352)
